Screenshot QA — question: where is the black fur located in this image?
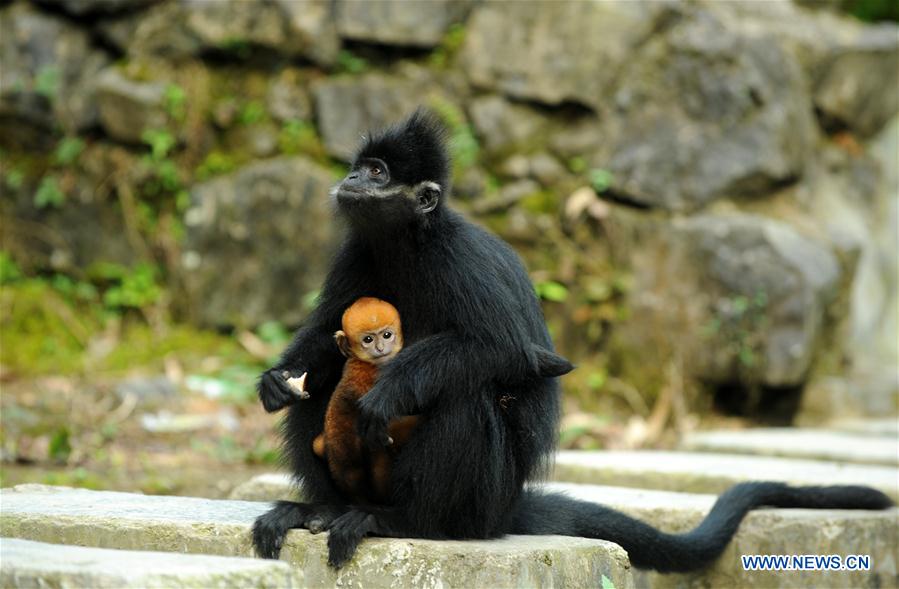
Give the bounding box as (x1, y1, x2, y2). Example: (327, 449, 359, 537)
(253, 109, 893, 570)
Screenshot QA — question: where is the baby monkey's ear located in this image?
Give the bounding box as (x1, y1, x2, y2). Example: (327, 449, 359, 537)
(334, 330, 352, 358)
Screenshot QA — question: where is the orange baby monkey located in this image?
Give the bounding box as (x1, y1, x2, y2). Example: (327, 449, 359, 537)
(312, 297, 418, 504)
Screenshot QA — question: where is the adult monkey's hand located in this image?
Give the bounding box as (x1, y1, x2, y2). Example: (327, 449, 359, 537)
(258, 366, 308, 412)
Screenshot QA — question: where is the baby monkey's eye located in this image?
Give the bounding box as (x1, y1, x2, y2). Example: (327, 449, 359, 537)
(362, 335, 374, 344)
(370, 166, 381, 176)
(382, 331, 393, 340)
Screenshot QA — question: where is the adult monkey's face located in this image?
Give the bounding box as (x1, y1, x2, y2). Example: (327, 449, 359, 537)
(333, 109, 450, 230)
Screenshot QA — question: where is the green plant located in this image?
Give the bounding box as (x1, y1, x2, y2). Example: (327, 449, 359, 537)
(34, 176, 65, 209)
(429, 98, 479, 175)
(846, 0, 899, 22)
(196, 150, 236, 180)
(256, 320, 291, 347)
(301, 289, 320, 311)
(53, 137, 85, 166)
(140, 129, 181, 195)
(534, 280, 569, 303)
(0, 251, 22, 284)
(336, 49, 368, 74)
(141, 129, 176, 160)
(429, 23, 466, 68)
(219, 37, 251, 59)
(278, 119, 321, 156)
(703, 291, 770, 369)
(101, 263, 162, 310)
(164, 84, 187, 121)
(589, 168, 613, 193)
(568, 156, 587, 174)
(34, 66, 60, 99)
(239, 100, 266, 125)
(4, 169, 24, 190)
(48, 427, 72, 462)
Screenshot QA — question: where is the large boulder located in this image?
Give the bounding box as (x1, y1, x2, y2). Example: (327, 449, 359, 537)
(0, 2, 110, 140)
(706, 0, 899, 138)
(0, 143, 142, 272)
(335, 0, 472, 47)
(621, 213, 840, 389)
(95, 67, 169, 144)
(182, 156, 339, 328)
(97, 0, 339, 66)
(313, 72, 453, 161)
(795, 119, 899, 422)
(595, 5, 816, 211)
(35, 0, 157, 16)
(467, 95, 550, 158)
(460, 0, 663, 110)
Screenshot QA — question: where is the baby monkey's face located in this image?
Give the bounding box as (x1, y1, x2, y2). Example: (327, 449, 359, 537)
(354, 324, 402, 365)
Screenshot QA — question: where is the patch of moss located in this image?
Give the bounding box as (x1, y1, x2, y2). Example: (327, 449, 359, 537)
(0, 281, 99, 375)
(99, 324, 248, 374)
(520, 190, 559, 214)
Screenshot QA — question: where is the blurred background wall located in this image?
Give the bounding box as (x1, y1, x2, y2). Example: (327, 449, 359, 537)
(0, 0, 896, 495)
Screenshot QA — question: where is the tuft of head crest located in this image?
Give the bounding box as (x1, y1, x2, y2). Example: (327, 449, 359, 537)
(355, 108, 451, 194)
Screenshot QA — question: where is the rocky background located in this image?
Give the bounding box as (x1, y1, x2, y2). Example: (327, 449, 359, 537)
(1, 0, 897, 491)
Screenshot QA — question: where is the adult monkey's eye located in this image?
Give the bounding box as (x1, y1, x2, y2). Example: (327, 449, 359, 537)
(362, 335, 374, 344)
(370, 166, 381, 176)
(383, 331, 392, 340)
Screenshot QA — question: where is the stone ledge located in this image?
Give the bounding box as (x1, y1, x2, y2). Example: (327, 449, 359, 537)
(547, 483, 898, 589)
(553, 451, 899, 500)
(220, 474, 898, 588)
(229, 472, 301, 501)
(828, 418, 899, 437)
(0, 537, 300, 588)
(681, 428, 899, 466)
(0, 485, 634, 589)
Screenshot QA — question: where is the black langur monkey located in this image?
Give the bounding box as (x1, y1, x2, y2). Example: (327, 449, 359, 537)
(253, 110, 892, 570)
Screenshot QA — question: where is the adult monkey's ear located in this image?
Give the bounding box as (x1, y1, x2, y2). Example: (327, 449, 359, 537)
(416, 181, 441, 214)
(334, 331, 351, 358)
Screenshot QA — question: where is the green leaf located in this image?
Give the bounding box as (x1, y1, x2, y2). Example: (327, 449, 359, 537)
(301, 289, 320, 311)
(239, 101, 266, 125)
(601, 574, 617, 589)
(257, 321, 291, 346)
(336, 50, 368, 74)
(34, 176, 65, 209)
(0, 251, 22, 284)
(35, 66, 60, 98)
(164, 84, 187, 121)
(587, 370, 607, 390)
(54, 137, 85, 166)
(48, 427, 72, 462)
(141, 129, 176, 160)
(5, 169, 25, 190)
(535, 281, 569, 303)
(589, 168, 614, 193)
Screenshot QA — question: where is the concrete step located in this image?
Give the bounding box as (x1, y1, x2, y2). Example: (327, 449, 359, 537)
(216, 473, 897, 588)
(546, 482, 897, 589)
(0, 537, 300, 588)
(681, 427, 899, 466)
(0, 485, 634, 589)
(553, 450, 899, 500)
(828, 417, 899, 437)
(230, 472, 301, 502)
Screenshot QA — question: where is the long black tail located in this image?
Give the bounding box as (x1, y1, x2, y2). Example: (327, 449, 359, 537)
(509, 482, 893, 573)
